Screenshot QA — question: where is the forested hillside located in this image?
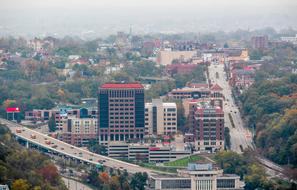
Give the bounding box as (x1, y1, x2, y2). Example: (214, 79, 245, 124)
(240, 74, 297, 167)
(0, 124, 67, 190)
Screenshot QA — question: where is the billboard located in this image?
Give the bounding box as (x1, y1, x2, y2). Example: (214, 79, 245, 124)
(6, 107, 21, 113)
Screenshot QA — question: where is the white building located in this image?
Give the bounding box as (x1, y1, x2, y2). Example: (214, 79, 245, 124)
(149, 163, 243, 190)
(145, 99, 177, 136)
(281, 34, 297, 45)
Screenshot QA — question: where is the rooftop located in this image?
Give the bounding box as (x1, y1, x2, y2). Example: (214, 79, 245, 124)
(100, 83, 144, 89)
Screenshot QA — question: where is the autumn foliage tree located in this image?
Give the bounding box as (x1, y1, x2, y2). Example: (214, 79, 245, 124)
(38, 163, 59, 185)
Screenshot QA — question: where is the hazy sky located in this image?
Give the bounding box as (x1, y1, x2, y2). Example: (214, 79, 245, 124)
(0, 0, 296, 37)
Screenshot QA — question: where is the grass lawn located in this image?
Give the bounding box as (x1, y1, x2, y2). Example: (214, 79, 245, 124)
(164, 154, 204, 167)
(139, 163, 178, 173)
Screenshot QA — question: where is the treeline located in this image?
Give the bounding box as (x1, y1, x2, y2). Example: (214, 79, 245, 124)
(240, 74, 297, 167)
(84, 169, 148, 190)
(0, 124, 67, 190)
(215, 151, 294, 190)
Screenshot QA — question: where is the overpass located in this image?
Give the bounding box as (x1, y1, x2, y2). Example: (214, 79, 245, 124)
(0, 118, 164, 176)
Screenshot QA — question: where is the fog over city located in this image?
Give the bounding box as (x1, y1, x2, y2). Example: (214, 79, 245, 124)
(0, 0, 297, 38)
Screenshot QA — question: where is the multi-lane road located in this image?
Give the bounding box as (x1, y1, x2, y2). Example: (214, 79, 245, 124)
(0, 118, 160, 176)
(208, 63, 253, 153)
(207, 63, 295, 181)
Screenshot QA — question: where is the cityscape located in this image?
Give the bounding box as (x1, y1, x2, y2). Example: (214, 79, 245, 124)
(0, 0, 297, 190)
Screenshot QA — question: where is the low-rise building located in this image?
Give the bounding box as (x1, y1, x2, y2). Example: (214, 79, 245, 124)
(107, 142, 190, 163)
(168, 87, 211, 100)
(149, 163, 243, 190)
(157, 50, 197, 65)
(280, 34, 297, 45)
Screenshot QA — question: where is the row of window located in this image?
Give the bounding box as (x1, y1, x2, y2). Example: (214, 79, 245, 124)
(110, 104, 134, 106)
(110, 99, 134, 102)
(110, 117, 134, 120)
(110, 108, 134, 111)
(110, 112, 134, 115)
(110, 120, 134, 124)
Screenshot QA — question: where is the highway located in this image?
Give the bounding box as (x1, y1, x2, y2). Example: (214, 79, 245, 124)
(0, 118, 160, 176)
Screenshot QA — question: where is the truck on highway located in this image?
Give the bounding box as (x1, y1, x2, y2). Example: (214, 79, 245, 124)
(16, 129, 22, 133)
(30, 134, 36, 139)
(45, 140, 51, 145)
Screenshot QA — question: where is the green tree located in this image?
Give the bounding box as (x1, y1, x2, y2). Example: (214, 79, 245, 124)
(130, 172, 148, 190)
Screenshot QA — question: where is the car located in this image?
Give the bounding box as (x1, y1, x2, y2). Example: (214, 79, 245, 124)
(89, 158, 93, 161)
(61, 147, 64, 150)
(52, 145, 58, 149)
(71, 146, 74, 149)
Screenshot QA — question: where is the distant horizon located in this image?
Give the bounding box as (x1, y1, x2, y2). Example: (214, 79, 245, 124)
(0, 0, 296, 38)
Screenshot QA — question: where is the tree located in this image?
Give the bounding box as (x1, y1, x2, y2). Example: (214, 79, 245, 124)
(110, 175, 120, 190)
(38, 164, 59, 185)
(99, 172, 110, 184)
(88, 139, 107, 155)
(48, 116, 56, 132)
(11, 179, 30, 190)
(244, 164, 270, 190)
(130, 172, 148, 190)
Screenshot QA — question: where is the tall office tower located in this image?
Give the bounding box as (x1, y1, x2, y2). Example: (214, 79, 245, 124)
(194, 102, 224, 152)
(145, 99, 177, 136)
(98, 83, 145, 145)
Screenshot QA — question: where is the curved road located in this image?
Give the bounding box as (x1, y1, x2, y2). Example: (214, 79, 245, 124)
(0, 118, 163, 176)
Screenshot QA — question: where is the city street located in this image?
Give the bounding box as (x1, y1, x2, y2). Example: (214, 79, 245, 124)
(208, 63, 253, 153)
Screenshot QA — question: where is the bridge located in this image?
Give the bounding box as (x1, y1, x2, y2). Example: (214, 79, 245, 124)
(0, 118, 162, 176)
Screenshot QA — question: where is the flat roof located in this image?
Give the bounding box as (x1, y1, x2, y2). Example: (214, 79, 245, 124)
(100, 83, 143, 89)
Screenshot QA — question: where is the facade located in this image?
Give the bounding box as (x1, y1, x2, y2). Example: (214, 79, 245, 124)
(157, 50, 197, 65)
(227, 49, 249, 63)
(251, 36, 268, 49)
(168, 87, 211, 100)
(149, 163, 243, 190)
(107, 142, 190, 163)
(25, 109, 52, 122)
(145, 99, 177, 136)
(25, 107, 97, 130)
(60, 117, 98, 146)
(98, 83, 145, 145)
(194, 102, 224, 152)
